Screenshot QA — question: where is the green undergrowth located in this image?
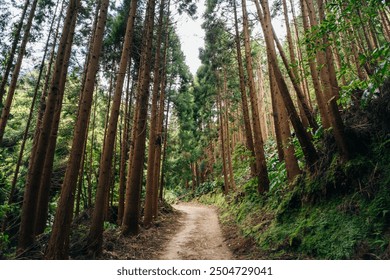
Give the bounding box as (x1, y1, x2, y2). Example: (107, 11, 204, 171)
(192, 135, 390, 259)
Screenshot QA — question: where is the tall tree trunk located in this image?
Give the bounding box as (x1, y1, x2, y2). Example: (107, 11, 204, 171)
(0, 0, 39, 143)
(121, 0, 156, 236)
(256, 0, 319, 169)
(300, 0, 330, 128)
(75, 131, 88, 217)
(152, 15, 171, 218)
(45, 0, 109, 259)
(241, 0, 270, 193)
(255, 59, 268, 141)
(3, 1, 63, 217)
(224, 80, 236, 191)
(282, 0, 310, 128)
(270, 25, 317, 131)
(86, 0, 137, 257)
(117, 65, 134, 225)
(34, 10, 76, 235)
(144, 0, 167, 227)
(87, 83, 99, 209)
(17, 0, 80, 254)
(316, 0, 350, 161)
(217, 81, 229, 194)
(233, 0, 256, 177)
(0, 0, 30, 105)
(269, 63, 301, 181)
(159, 98, 170, 201)
(27, 0, 64, 174)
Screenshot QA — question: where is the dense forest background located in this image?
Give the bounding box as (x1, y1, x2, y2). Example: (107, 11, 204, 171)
(0, 0, 389, 260)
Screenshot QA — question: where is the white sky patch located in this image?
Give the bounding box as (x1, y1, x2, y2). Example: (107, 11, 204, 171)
(174, 0, 287, 76)
(174, 0, 205, 76)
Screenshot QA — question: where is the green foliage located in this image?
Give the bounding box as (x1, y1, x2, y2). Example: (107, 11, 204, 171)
(191, 124, 390, 259)
(103, 221, 117, 231)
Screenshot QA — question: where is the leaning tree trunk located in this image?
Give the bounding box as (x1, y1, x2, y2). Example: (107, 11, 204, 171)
(34, 16, 76, 235)
(255, 0, 319, 170)
(1, 0, 61, 233)
(0, 0, 30, 105)
(45, 0, 109, 259)
(17, 0, 80, 254)
(0, 0, 39, 143)
(241, 0, 269, 193)
(86, 0, 137, 258)
(269, 62, 301, 182)
(233, 0, 256, 177)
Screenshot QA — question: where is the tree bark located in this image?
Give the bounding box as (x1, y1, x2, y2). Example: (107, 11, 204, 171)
(0, 0, 30, 105)
(269, 62, 301, 181)
(256, 0, 319, 169)
(17, 0, 80, 254)
(5, 0, 60, 209)
(233, 0, 256, 177)
(241, 0, 270, 193)
(45, 0, 109, 259)
(144, 0, 166, 227)
(86, 0, 137, 257)
(0, 0, 39, 143)
(117, 65, 134, 225)
(121, 0, 157, 236)
(34, 8, 76, 235)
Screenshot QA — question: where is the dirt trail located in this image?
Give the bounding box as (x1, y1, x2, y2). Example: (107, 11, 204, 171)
(159, 203, 233, 260)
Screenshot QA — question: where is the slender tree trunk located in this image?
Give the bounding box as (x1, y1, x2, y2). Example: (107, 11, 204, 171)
(87, 84, 99, 209)
(144, 0, 167, 227)
(75, 132, 88, 217)
(282, 0, 311, 128)
(315, 0, 350, 161)
(121, 0, 156, 236)
(256, 0, 319, 169)
(34, 12, 77, 235)
(217, 81, 229, 194)
(290, 0, 312, 110)
(153, 16, 171, 218)
(86, 0, 137, 257)
(17, 0, 80, 254)
(270, 75, 284, 161)
(300, 0, 330, 128)
(269, 63, 301, 181)
(45, 0, 109, 259)
(159, 98, 170, 201)
(241, 0, 270, 193)
(0, 0, 39, 143)
(0, 0, 30, 105)
(233, 0, 256, 177)
(4, 0, 60, 208)
(117, 65, 134, 225)
(379, 9, 390, 42)
(224, 90, 236, 191)
(256, 59, 268, 141)
(27, 0, 64, 173)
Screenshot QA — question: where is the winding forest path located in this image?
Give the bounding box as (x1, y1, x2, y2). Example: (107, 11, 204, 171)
(159, 203, 234, 260)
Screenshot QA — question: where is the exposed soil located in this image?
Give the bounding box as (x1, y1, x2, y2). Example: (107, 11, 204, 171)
(159, 203, 234, 260)
(13, 201, 250, 260)
(100, 203, 182, 260)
